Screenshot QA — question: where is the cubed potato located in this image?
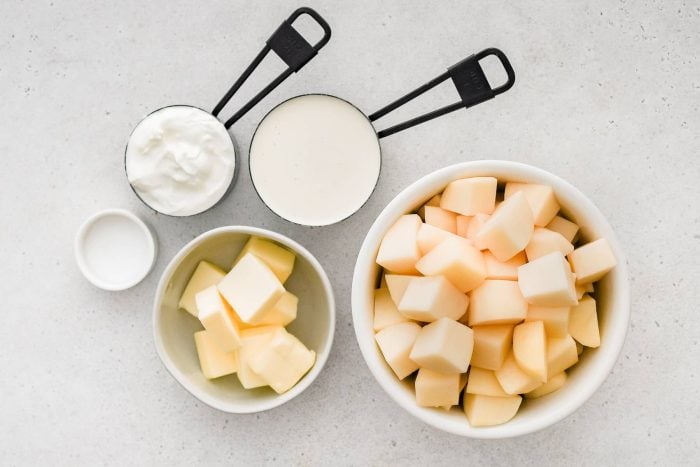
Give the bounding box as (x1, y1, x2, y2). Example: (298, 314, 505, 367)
(466, 213, 490, 243)
(373, 288, 410, 332)
(178, 261, 226, 317)
(194, 330, 239, 380)
(424, 206, 458, 234)
(494, 351, 542, 395)
(525, 305, 570, 337)
(569, 295, 600, 347)
(525, 227, 574, 261)
(254, 291, 298, 327)
(417, 194, 442, 219)
(416, 236, 487, 293)
(376, 214, 423, 274)
(398, 276, 469, 322)
(483, 250, 527, 280)
(475, 191, 535, 261)
(195, 285, 242, 352)
(415, 368, 461, 407)
(517, 252, 578, 307)
(546, 215, 579, 243)
(547, 335, 579, 375)
(576, 341, 584, 355)
(466, 367, 508, 397)
(468, 280, 528, 326)
(574, 280, 587, 300)
(526, 372, 567, 399)
(416, 223, 465, 255)
(409, 317, 473, 373)
(233, 236, 295, 283)
(384, 274, 421, 306)
(504, 182, 560, 226)
(374, 322, 422, 379)
(456, 215, 472, 237)
(513, 321, 547, 382)
(568, 238, 617, 284)
(471, 324, 514, 370)
(248, 328, 315, 394)
(463, 394, 522, 427)
(440, 177, 498, 216)
(237, 326, 282, 389)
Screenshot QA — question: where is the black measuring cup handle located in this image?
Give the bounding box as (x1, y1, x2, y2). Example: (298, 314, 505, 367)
(212, 7, 332, 129)
(369, 48, 515, 138)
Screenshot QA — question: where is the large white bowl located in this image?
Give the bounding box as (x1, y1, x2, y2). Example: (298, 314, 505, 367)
(154, 226, 335, 413)
(351, 161, 630, 438)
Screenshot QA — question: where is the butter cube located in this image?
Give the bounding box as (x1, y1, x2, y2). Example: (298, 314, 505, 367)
(249, 328, 316, 394)
(495, 351, 541, 395)
(471, 324, 514, 370)
(547, 335, 579, 375)
(456, 215, 472, 237)
(526, 372, 567, 399)
(416, 223, 465, 255)
(463, 394, 522, 427)
(384, 274, 420, 306)
(237, 326, 282, 389)
(373, 288, 410, 332)
(376, 214, 422, 274)
(415, 236, 486, 293)
(483, 250, 527, 280)
(398, 276, 469, 322)
(569, 295, 600, 347)
(525, 227, 574, 261)
(518, 252, 578, 307)
(194, 330, 239, 379)
(475, 191, 534, 261)
(468, 280, 528, 326)
(466, 367, 508, 397)
(255, 291, 298, 327)
(546, 215, 579, 243)
(568, 238, 617, 284)
(424, 206, 457, 234)
(525, 305, 570, 337)
(375, 322, 422, 380)
(504, 182, 560, 226)
(195, 285, 242, 352)
(513, 321, 547, 382)
(409, 317, 473, 373)
(414, 368, 461, 407)
(440, 177, 498, 216)
(178, 261, 226, 317)
(217, 253, 285, 325)
(466, 213, 490, 243)
(233, 236, 296, 283)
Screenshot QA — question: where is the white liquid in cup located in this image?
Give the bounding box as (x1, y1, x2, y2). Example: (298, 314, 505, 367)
(249, 95, 381, 226)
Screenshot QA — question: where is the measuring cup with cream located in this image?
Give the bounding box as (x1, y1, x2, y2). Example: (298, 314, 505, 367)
(249, 49, 515, 226)
(125, 7, 331, 217)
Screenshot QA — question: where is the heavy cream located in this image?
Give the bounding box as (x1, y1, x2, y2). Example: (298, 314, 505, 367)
(125, 106, 236, 216)
(249, 95, 381, 226)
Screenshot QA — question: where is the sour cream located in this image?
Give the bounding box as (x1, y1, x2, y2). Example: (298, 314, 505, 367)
(125, 106, 236, 216)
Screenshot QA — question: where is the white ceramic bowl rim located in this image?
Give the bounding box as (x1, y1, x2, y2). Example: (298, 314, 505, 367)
(153, 225, 336, 413)
(351, 160, 630, 438)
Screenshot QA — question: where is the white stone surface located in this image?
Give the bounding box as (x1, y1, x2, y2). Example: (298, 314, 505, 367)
(1, 0, 699, 464)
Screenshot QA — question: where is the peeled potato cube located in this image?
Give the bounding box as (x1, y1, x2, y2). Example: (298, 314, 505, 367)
(483, 250, 527, 280)
(237, 326, 282, 389)
(375, 322, 422, 380)
(466, 367, 508, 397)
(468, 280, 528, 326)
(504, 182, 560, 227)
(547, 335, 579, 375)
(568, 238, 617, 284)
(513, 321, 547, 382)
(464, 394, 522, 427)
(440, 177, 498, 216)
(456, 215, 472, 237)
(569, 295, 600, 347)
(471, 324, 514, 370)
(398, 276, 468, 322)
(417, 194, 442, 219)
(525, 227, 574, 261)
(424, 206, 458, 234)
(416, 236, 487, 293)
(233, 236, 295, 283)
(466, 213, 490, 243)
(248, 328, 316, 394)
(495, 352, 542, 395)
(376, 215, 422, 274)
(576, 341, 584, 355)
(178, 261, 226, 317)
(416, 223, 465, 255)
(384, 274, 420, 306)
(196, 285, 242, 352)
(194, 330, 239, 379)
(373, 288, 410, 332)
(518, 252, 578, 307)
(415, 368, 461, 407)
(526, 372, 567, 398)
(409, 317, 473, 373)
(525, 305, 570, 337)
(254, 291, 298, 327)
(475, 191, 534, 261)
(546, 215, 579, 243)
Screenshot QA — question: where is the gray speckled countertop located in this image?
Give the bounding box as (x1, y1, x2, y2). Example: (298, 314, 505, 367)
(1, 0, 699, 465)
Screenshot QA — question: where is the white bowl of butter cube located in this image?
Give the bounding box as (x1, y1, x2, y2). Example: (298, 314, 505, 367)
(153, 226, 335, 413)
(352, 160, 630, 438)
